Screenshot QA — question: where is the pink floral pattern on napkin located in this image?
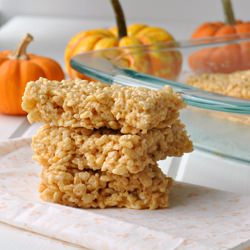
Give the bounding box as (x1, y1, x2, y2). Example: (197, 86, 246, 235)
(0, 138, 249, 250)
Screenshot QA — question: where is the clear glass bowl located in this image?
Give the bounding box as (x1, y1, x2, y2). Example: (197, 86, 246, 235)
(70, 34, 250, 163)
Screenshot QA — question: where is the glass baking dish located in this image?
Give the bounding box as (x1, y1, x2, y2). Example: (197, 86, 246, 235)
(70, 34, 250, 163)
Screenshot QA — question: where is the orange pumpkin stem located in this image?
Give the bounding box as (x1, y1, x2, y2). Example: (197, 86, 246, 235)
(10, 33, 34, 60)
(110, 0, 127, 39)
(222, 0, 236, 25)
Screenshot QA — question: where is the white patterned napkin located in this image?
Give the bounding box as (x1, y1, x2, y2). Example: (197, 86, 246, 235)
(0, 138, 249, 250)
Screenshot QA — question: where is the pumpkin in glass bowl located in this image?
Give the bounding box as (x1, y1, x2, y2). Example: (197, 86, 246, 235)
(65, 0, 182, 81)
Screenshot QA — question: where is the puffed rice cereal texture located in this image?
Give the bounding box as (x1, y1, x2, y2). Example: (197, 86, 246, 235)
(39, 164, 172, 210)
(186, 70, 250, 124)
(22, 78, 184, 134)
(186, 70, 250, 100)
(32, 122, 193, 176)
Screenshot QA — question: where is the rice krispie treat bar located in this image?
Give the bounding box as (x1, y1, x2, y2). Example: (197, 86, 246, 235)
(32, 121, 192, 175)
(186, 70, 250, 125)
(22, 78, 184, 134)
(186, 70, 250, 100)
(39, 163, 172, 209)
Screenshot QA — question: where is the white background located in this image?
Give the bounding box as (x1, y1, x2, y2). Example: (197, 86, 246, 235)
(1, 0, 250, 39)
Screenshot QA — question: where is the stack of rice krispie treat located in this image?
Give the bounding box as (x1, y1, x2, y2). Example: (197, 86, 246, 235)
(22, 78, 193, 209)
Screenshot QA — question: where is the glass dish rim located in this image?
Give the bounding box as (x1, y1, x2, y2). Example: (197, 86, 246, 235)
(70, 33, 250, 115)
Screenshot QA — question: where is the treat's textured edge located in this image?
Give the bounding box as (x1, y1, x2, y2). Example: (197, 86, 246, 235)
(32, 121, 193, 175)
(22, 77, 185, 134)
(39, 163, 172, 210)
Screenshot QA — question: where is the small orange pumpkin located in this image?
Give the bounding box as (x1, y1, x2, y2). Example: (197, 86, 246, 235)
(65, 0, 182, 80)
(0, 33, 64, 115)
(189, 0, 250, 74)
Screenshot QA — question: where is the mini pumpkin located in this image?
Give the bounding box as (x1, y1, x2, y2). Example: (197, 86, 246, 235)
(65, 0, 182, 80)
(0, 33, 64, 115)
(189, 0, 250, 74)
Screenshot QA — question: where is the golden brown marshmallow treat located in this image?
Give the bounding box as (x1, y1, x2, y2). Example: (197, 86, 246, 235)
(186, 70, 250, 100)
(32, 122, 192, 175)
(39, 164, 172, 209)
(186, 70, 250, 124)
(22, 78, 184, 134)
